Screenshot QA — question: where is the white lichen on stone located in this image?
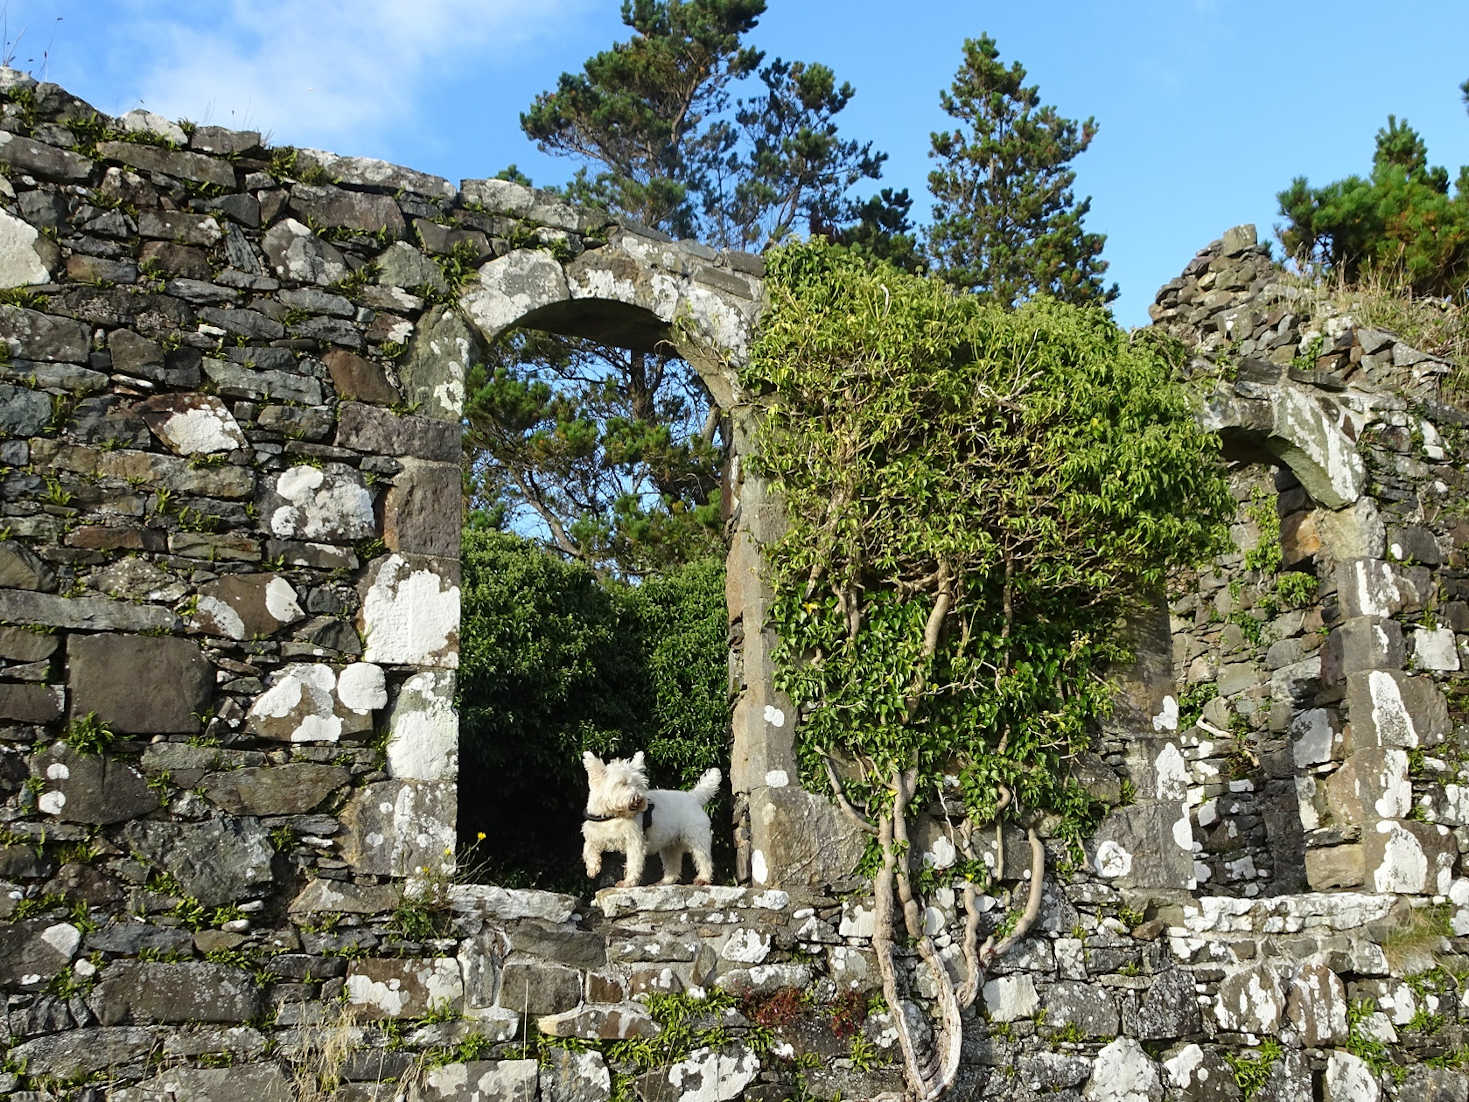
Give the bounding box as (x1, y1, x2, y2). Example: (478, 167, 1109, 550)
(158, 402, 246, 455)
(386, 670, 457, 782)
(360, 555, 459, 668)
(269, 465, 375, 542)
(0, 207, 51, 287)
(264, 576, 304, 624)
(337, 662, 387, 714)
(1152, 694, 1179, 732)
(1095, 840, 1133, 879)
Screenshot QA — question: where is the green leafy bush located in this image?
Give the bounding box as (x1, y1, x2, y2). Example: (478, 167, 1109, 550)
(457, 530, 728, 888)
(747, 240, 1232, 838)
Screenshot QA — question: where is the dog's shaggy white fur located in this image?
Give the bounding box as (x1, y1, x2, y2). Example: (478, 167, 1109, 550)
(581, 750, 721, 887)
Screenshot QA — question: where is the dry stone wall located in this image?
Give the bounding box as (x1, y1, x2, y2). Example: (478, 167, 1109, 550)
(4, 63, 1469, 1101)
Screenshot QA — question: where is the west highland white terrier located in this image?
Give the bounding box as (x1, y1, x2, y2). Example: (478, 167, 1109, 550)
(581, 750, 721, 887)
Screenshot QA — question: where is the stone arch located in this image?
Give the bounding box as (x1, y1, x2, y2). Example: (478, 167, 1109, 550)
(428, 212, 848, 886)
(1199, 383, 1367, 511)
(455, 230, 762, 411)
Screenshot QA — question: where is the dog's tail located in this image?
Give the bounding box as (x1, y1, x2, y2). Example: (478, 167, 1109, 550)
(691, 768, 722, 805)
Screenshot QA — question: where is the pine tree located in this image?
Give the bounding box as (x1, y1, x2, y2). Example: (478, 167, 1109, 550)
(1277, 107, 1469, 297)
(926, 35, 1114, 308)
(467, 0, 888, 578)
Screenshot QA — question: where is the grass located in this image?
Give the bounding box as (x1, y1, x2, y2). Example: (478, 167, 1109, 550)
(1272, 265, 1469, 399)
(1382, 902, 1453, 974)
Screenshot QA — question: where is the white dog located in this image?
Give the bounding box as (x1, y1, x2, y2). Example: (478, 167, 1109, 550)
(581, 750, 721, 887)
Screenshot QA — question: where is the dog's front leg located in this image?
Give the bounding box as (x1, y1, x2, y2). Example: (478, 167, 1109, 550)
(583, 837, 603, 879)
(618, 830, 646, 888)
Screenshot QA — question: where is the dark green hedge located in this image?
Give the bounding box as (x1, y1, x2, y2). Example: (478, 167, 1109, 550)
(456, 530, 729, 889)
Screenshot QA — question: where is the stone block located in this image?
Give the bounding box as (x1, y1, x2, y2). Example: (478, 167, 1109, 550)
(1042, 980, 1120, 1038)
(1334, 558, 1416, 619)
(1213, 963, 1285, 1033)
(192, 573, 304, 640)
(540, 1047, 613, 1102)
(1344, 669, 1450, 751)
(0, 587, 177, 632)
(1305, 844, 1366, 890)
(288, 183, 406, 238)
(30, 743, 159, 823)
(92, 961, 263, 1024)
(500, 960, 584, 1017)
(1412, 626, 1461, 672)
(261, 463, 375, 543)
(1084, 1038, 1162, 1101)
(1364, 820, 1455, 894)
(109, 1063, 290, 1102)
(336, 401, 459, 461)
(68, 633, 211, 733)
(1323, 616, 1406, 685)
(122, 817, 275, 907)
(981, 974, 1038, 1022)
(200, 763, 349, 815)
(339, 778, 455, 877)
(0, 304, 89, 361)
(0, 917, 80, 987)
(387, 669, 457, 782)
(137, 392, 246, 455)
(460, 249, 570, 339)
(1127, 966, 1201, 1041)
(288, 879, 401, 916)
(346, 957, 464, 1019)
(399, 305, 482, 420)
(357, 553, 459, 668)
(261, 218, 349, 285)
(418, 1060, 539, 1102)
(1290, 707, 1339, 767)
(1091, 801, 1193, 889)
(538, 1003, 659, 1040)
(1264, 388, 1365, 509)
(1324, 1051, 1380, 1102)
(0, 681, 62, 723)
(1285, 961, 1348, 1046)
(746, 784, 865, 890)
(1323, 748, 1410, 826)
(325, 349, 400, 405)
(203, 354, 324, 403)
(6, 1027, 159, 1080)
(1389, 524, 1443, 566)
(382, 459, 461, 558)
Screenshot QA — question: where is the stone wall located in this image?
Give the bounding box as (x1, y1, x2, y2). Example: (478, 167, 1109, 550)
(5, 62, 1469, 1101)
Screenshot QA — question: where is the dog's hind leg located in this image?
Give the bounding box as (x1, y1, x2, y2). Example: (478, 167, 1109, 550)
(691, 832, 713, 885)
(657, 846, 686, 885)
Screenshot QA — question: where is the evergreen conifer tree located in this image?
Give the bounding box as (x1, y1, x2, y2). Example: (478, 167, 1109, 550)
(926, 35, 1115, 307)
(465, 0, 890, 578)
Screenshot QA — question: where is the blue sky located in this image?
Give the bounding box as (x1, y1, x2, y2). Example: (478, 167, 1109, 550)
(4, 0, 1468, 326)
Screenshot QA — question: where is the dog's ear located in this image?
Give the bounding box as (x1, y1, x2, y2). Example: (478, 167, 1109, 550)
(581, 751, 604, 776)
(630, 751, 645, 771)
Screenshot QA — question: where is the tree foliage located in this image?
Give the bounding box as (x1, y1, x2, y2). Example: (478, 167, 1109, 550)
(926, 35, 1115, 308)
(744, 241, 1231, 1098)
(467, 0, 895, 578)
(1278, 103, 1469, 298)
(457, 530, 729, 887)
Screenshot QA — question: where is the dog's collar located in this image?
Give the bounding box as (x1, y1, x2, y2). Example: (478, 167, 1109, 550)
(584, 802, 655, 830)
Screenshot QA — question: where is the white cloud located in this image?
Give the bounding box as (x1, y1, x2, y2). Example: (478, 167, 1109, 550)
(98, 0, 581, 149)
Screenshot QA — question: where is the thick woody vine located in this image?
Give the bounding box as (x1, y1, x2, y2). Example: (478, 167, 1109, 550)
(743, 242, 1234, 1101)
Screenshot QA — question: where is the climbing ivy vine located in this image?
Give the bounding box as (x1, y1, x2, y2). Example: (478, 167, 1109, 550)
(742, 240, 1234, 1100)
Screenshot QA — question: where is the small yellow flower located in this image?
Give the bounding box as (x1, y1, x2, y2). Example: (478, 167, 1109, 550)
(476, 832, 486, 841)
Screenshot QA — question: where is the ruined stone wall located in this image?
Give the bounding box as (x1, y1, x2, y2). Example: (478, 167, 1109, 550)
(4, 62, 1469, 1101)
